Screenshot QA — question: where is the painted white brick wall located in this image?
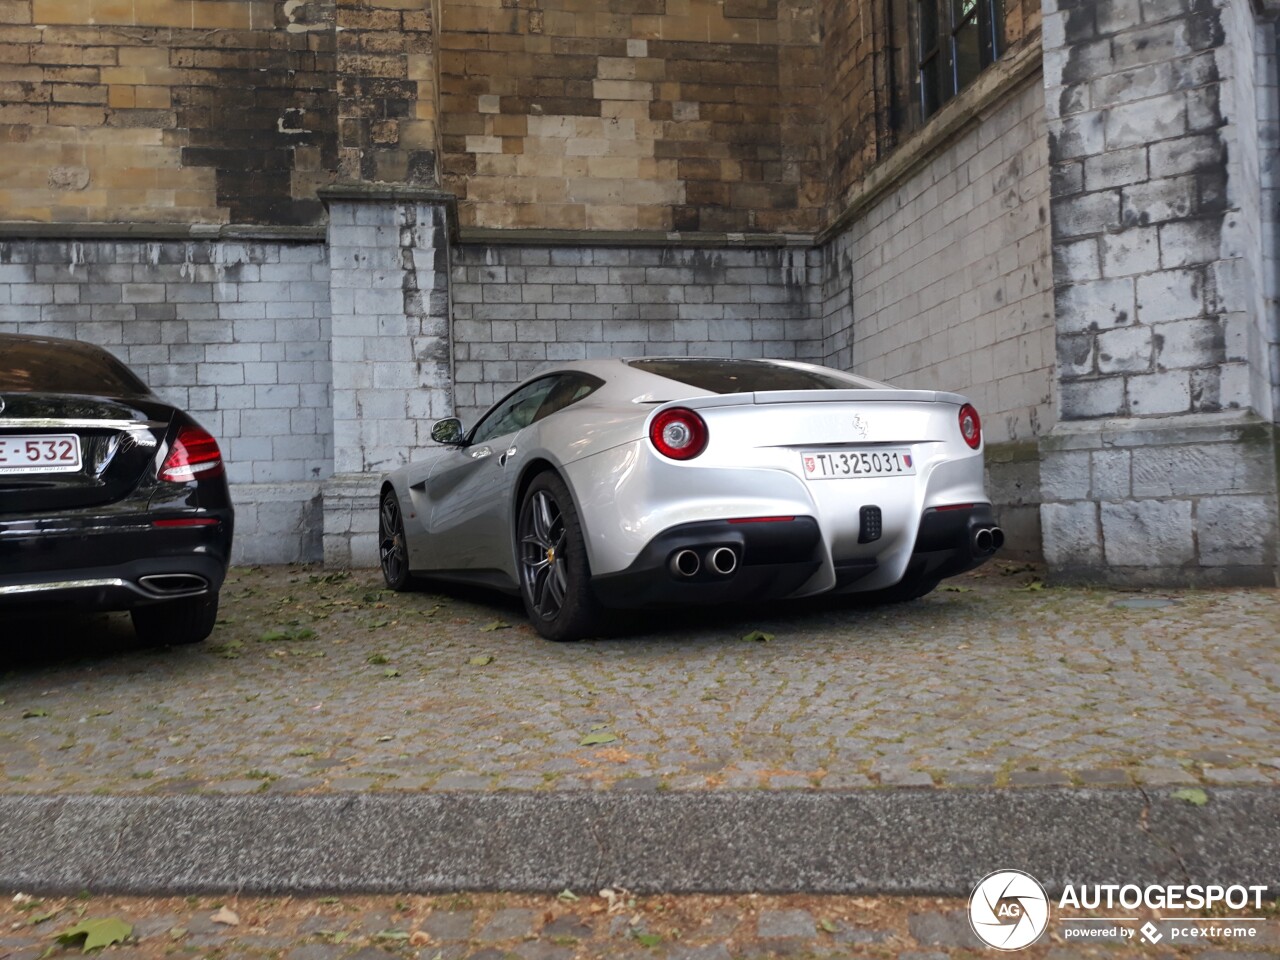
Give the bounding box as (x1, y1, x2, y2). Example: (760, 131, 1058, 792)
(0, 239, 332, 564)
(450, 245, 822, 424)
(820, 78, 1054, 446)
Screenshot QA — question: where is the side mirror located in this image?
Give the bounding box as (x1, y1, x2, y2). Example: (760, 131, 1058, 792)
(430, 417, 466, 445)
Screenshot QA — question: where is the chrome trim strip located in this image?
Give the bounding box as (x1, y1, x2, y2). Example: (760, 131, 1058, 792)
(0, 577, 139, 597)
(0, 419, 162, 447)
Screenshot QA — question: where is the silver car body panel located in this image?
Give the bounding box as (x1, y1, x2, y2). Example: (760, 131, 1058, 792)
(382, 357, 988, 597)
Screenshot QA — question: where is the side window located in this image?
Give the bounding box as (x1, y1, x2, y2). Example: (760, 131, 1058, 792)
(531, 373, 604, 422)
(468, 376, 564, 445)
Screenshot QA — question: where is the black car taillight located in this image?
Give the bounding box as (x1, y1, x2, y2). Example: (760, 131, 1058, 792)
(650, 407, 708, 460)
(159, 425, 225, 482)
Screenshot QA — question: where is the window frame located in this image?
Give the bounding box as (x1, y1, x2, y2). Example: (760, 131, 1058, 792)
(909, 0, 1003, 125)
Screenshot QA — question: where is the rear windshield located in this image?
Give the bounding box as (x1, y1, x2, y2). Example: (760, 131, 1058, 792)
(628, 358, 866, 394)
(0, 338, 150, 397)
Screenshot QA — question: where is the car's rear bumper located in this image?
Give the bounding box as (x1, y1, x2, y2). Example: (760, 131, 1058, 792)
(0, 509, 232, 610)
(590, 516, 824, 608)
(590, 504, 999, 607)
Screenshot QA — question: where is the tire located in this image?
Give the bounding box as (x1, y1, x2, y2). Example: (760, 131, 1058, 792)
(379, 488, 414, 592)
(131, 592, 219, 646)
(517, 471, 601, 642)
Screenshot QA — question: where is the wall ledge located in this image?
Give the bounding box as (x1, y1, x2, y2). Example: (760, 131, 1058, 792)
(816, 34, 1045, 246)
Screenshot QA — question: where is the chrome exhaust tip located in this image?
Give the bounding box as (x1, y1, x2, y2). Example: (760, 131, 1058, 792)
(669, 549, 700, 578)
(990, 526, 1005, 551)
(707, 546, 738, 577)
(138, 574, 209, 596)
(973, 528, 994, 556)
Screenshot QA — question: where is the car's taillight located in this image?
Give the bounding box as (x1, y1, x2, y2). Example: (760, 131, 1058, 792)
(159, 425, 225, 482)
(958, 403, 982, 450)
(649, 407, 708, 460)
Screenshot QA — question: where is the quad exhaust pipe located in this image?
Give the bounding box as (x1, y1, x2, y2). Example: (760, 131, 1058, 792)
(668, 546, 740, 579)
(669, 549, 701, 578)
(971, 526, 1005, 557)
(707, 546, 738, 576)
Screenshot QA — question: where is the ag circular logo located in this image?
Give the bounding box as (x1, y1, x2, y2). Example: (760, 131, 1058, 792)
(968, 870, 1050, 950)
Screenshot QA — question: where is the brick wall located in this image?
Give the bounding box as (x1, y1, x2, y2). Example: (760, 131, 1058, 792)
(821, 77, 1053, 446)
(0, 237, 332, 563)
(449, 244, 821, 423)
(437, 0, 824, 234)
(0, 0, 336, 225)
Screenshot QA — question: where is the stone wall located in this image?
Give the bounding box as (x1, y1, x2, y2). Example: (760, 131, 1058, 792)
(1038, 0, 1280, 584)
(438, 0, 824, 234)
(450, 243, 820, 423)
(819, 0, 1043, 217)
(0, 237, 332, 563)
(0, 0, 336, 226)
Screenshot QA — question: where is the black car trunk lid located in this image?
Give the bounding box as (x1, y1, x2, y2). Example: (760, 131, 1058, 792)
(0, 394, 172, 514)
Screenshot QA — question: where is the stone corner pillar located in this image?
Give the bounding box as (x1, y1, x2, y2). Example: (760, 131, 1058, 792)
(1037, 0, 1280, 586)
(318, 184, 456, 568)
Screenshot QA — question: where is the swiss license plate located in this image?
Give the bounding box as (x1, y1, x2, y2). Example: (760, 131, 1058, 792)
(802, 448, 915, 480)
(0, 434, 82, 474)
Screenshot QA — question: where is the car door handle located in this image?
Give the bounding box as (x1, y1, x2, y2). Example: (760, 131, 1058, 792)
(498, 445, 517, 466)
(469, 445, 492, 460)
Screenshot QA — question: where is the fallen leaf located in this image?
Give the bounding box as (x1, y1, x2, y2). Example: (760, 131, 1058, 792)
(479, 621, 511, 632)
(374, 930, 409, 940)
(557, 889, 580, 902)
(634, 932, 662, 948)
(22, 709, 48, 719)
(382, 669, 401, 678)
(468, 655, 495, 666)
(1172, 787, 1209, 807)
(580, 731, 618, 746)
(56, 917, 132, 951)
(741, 630, 774, 643)
(819, 918, 838, 934)
(210, 907, 239, 927)
(409, 931, 431, 947)
(367, 653, 389, 665)
(1023, 580, 1045, 591)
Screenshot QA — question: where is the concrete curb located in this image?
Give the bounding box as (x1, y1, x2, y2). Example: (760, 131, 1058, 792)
(1, 788, 1276, 896)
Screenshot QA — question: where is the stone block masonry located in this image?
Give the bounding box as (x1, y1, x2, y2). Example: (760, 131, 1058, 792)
(321, 192, 453, 567)
(450, 243, 821, 424)
(1039, 0, 1280, 583)
(0, 237, 332, 564)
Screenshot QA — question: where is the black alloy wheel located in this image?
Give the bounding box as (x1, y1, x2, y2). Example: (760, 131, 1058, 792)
(379, 489, 413, 591)
(517, 472, 601, 641)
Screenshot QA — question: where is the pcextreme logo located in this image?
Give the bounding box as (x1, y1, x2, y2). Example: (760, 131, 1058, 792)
(968, 870, 1051, 951)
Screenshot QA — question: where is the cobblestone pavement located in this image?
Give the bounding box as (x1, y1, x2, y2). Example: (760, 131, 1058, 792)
(1, 891, 1277, 960)
(2, 563, 1278, 794)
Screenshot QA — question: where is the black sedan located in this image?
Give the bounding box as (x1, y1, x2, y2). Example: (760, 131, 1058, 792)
(0, 333, 233, 645)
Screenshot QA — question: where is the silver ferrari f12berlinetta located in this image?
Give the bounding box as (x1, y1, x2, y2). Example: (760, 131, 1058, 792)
(378, 357, 1003, 640)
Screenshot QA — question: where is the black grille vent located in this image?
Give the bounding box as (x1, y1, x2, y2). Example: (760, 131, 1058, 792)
(858, 505, 882, 543)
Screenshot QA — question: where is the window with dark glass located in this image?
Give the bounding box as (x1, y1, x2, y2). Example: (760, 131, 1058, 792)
(898, 0, 1002, 127)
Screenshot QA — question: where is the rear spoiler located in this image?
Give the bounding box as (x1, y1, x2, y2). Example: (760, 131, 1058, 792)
(665, 389, 970, 410)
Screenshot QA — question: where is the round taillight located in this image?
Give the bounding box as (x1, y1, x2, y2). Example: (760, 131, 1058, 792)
(649, 407, 708, 460)
(958, 403, 982, 450)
